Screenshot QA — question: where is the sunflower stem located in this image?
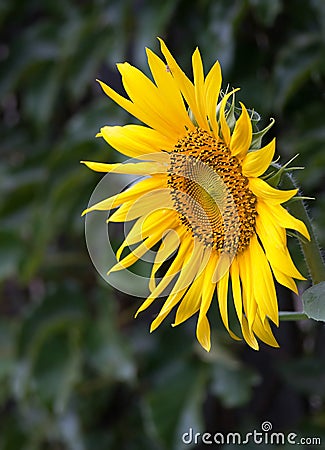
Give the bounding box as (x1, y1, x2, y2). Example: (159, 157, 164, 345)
(281, 171, 325, 285)
(279, 311, 308, 321)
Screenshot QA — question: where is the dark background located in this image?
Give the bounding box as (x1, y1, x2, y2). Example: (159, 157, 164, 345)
(0, 0, 325, 448)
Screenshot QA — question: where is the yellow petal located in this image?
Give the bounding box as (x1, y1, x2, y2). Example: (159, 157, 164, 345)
(252, 313, 279, 348)
(241, 317, 259, 350)
(108, 189, 172, 223)
(97, 78, 139, 123)
(109, 189, 172, 224)
(217, 270, 241, 340)
(81, 160, 167, 175)
(237, 247, 256, 329)
(116, 209, 176, 260)
(192, 47, 210, 130)
(230, 258, 259, 349)
(256, 201, 306, 280)
(196, 315, 211, 352)
(159, 240, 205, 300)
(100, 124, 172, 158)
(150, 287, 187, 332)
(117, 62, 187, 141)
(146, 48, 194, 132)
(268, 203, 310, 240)
(205, 60, 222, 136)
(249, 235, 279, 325)
(158, 39, 204, 130)
(173, 270, 204, 326)
(249, 177, 297, 204)
(271, 266, 298, 294)
(108, 201, 135, 222)
(172, 245, 214, 325)
(242, 138, 276, 177)
(196, 251, 218, 351)
(98, 79, 175, 140)
(135, 236, 193, 317)
(230, 258, 243, 324)
(82, 174, 166, 215)
(108, 232, 162, 274)
(230, 102, 252, 159)
(149, 228, 183, 292)
(98, 79, 171, 138)
(149, 238, 204, 330)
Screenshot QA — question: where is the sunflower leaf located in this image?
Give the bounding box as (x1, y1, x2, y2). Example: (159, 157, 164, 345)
(302, 282, 325, 322)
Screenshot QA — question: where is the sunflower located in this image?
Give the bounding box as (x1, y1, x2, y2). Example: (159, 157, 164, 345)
(82, 39, 310, 351)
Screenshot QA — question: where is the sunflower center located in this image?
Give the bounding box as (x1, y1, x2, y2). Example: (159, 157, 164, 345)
(167, 128, 257, 253)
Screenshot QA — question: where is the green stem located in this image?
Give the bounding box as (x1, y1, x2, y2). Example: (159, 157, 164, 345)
(281, 172, 325, 285)
(279, 311, 308, 321)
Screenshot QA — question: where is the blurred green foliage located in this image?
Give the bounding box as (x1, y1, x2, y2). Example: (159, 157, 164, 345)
(0, 0, 325, 449)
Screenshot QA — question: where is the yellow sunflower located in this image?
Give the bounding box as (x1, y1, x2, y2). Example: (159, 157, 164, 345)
(82, 39, 310, 351)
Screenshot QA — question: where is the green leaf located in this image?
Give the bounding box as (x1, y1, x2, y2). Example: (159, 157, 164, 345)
(0, 321, 15, 404)
(273, 34, 323, 110)
(17, 288, 86, 358)
(0, 230, 22, 280)
(302, 282, 325, 321)
(84, 293, 136, 383)
(145, 360, 206, 450)
(31, 329, 82, 410)
(249, 0, 282, 27)
(210, 361, 259, 408)
(278, 357, 325, 397)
